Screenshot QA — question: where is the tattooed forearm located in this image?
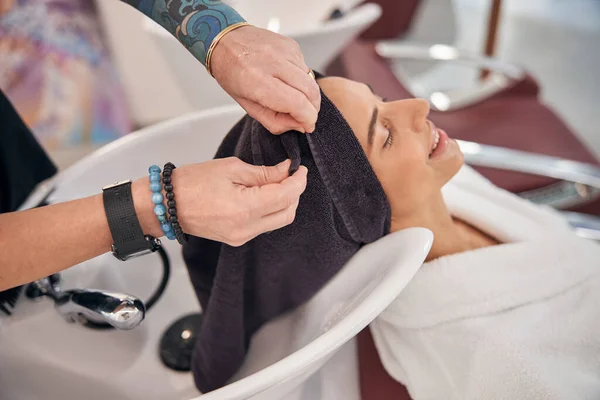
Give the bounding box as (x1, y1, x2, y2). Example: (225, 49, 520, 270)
(121, 0, 245, 66)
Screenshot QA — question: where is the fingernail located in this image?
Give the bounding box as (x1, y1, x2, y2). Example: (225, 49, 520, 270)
(276, 159, 291, 170)
(292, 165, 307, 175)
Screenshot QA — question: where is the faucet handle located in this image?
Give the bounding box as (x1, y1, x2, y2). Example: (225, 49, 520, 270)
(56, 289, 146, 331)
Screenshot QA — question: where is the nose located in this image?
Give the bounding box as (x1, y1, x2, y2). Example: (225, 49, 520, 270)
(387, 98, 431, 132)
(409, 98, 430, 132)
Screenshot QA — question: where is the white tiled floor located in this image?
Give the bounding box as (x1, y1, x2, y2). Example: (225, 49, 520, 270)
(401, 0, 600, 157)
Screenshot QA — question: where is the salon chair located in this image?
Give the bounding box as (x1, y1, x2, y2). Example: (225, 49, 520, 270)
(13, 100, 600, 398)
(7, 105, 432, 400)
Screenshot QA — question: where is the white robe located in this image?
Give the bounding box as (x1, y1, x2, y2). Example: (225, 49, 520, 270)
(370, 166, 600, 400)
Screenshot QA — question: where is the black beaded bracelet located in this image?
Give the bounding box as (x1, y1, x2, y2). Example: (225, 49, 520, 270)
(163, 162, 188, 245)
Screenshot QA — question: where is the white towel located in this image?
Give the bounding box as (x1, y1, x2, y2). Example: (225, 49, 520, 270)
(370, 166, 600, 400)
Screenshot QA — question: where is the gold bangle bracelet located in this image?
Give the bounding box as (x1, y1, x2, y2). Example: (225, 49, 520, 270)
(205, 22, 251, 77)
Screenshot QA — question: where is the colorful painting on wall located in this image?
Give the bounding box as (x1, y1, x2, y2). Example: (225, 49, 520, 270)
(0, 0, 131, 150)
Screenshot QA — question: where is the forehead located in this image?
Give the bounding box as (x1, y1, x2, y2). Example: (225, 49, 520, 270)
(319, 77, 374, 145)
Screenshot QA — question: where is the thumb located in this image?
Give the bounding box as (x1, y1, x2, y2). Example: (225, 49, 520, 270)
(235, 159, 292, 187)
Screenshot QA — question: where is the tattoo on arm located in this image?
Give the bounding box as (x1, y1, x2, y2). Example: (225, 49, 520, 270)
(120, 0, 245, 66)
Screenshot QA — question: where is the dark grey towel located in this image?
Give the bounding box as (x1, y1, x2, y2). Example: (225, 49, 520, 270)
(182, 84, 391, 393)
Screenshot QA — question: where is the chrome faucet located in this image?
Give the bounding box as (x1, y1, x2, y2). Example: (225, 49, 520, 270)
(30, 277, 145, 330)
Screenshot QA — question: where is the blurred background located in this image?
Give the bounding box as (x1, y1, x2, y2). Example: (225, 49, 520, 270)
(419, 0, 600, 157)
(1, 0, 599, 169)
(2, 2, 600, 398)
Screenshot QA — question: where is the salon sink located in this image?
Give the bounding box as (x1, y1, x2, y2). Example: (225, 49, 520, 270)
(0, 240, 201, 400)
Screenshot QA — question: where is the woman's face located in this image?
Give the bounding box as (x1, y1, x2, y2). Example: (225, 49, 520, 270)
(319, 77, 464, 219)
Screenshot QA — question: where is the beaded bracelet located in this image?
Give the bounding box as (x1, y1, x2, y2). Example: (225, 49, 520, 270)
(163, 162, 188, 245)
(148, 165, 176, 240)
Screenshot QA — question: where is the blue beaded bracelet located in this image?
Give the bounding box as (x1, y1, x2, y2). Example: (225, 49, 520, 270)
(149, 165, 176, 240)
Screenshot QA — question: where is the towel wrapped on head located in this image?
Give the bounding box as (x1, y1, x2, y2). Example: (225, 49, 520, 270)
(182, 74, 392, 393)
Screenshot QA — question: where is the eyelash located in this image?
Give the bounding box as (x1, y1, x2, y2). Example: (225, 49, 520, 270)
(384, 124, 394, 149)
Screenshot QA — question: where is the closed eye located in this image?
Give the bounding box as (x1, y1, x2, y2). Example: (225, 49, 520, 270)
(384, 125, 394, 149)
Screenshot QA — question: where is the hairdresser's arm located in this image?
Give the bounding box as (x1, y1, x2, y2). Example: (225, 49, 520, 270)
(0, 158, 307, 291)
(119, 0, 320, 134)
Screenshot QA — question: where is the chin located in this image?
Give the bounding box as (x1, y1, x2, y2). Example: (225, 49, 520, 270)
(438, 150, 464, 185)
(454, 144, 465, 167)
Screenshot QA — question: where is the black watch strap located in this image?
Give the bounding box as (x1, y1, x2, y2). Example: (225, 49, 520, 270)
(102, 180, 157, 260)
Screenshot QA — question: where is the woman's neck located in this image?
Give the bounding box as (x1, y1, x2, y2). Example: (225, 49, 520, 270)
(390, 194, 496, 262)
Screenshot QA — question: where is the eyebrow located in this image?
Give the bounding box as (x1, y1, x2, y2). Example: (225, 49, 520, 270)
(367, 106, 378, 149)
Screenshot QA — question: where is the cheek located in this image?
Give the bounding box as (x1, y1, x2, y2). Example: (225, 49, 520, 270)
(372, 152, 436, 215)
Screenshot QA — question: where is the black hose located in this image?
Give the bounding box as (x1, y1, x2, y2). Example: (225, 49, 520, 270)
(142, 245, 170, 310)
(85, 246, 171, 330)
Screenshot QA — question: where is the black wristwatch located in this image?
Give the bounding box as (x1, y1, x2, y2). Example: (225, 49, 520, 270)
(102, 180, 161, 261)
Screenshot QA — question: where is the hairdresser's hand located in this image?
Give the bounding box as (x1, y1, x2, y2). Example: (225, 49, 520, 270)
(171, 158, 307, 246)
(211, 25, 321, 134)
